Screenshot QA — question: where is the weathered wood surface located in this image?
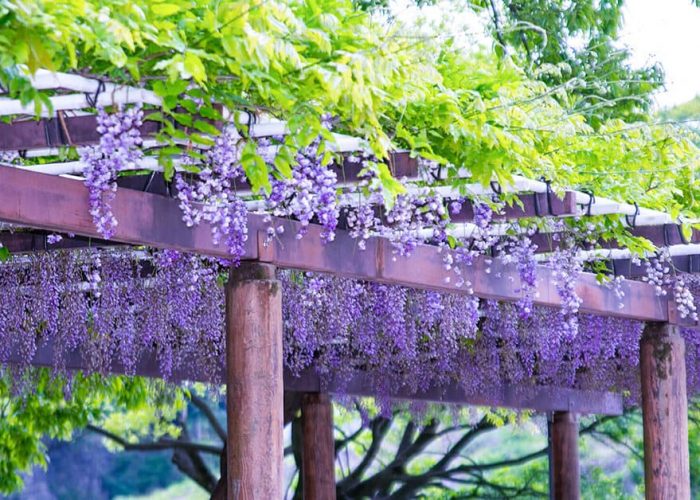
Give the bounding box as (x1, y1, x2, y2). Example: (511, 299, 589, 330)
(301, 393, 337, 500)
(640, 322, 691, 500)
(225, 263, 284, 500)
(549, 412, 580, 500)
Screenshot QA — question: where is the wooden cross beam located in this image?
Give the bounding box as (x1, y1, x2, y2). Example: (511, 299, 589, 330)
(2, 339, 623, 415)
(0, 166, 680, 324)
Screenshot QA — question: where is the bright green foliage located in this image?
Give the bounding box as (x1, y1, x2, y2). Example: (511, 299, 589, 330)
(474, 0, 664, 127)
(0, 0, 441, 196)
(385, 45, 700, 230)
(1, 0, 699, 233)
(0, 369, 184, 494)
(689, 404, 700, 493)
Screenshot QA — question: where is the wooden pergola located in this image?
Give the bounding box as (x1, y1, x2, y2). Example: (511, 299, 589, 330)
(0, 71, 696, 499)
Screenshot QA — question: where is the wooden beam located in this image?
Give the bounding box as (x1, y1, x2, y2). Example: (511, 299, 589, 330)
(548, 412, 580, 500)
(0, 115, 161, 150)
(0, 166, 676, 324)
(640, 323, 691, 499)
(530, 223, 700, 255)
(1, 342, 624, 414)
(225, 263, 284, 499)
(449, 191, 577, 221)
(288, 369, 623, 416)
(0, 165, 249, 258)
(301, 393, 337, 500)
(610, 254, 700, 278)
(257, 219, 671, 324)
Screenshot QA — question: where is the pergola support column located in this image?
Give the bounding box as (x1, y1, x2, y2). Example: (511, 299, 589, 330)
(301, 392, 337, 500)
(225, 262, 284, 500)
(548, 411, 580, 500)
(640, 322, 690, 499)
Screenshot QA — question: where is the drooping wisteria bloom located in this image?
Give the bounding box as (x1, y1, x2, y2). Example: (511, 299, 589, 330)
(79, 106, 144, 239)
(1, 248, 700, 414)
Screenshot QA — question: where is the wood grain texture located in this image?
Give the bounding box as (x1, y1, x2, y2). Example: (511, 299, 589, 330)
(225, 263, 283, 500)
(640, 322, 691, 500)
(550, 412, 580, 500)
(301, 393, 337, 500)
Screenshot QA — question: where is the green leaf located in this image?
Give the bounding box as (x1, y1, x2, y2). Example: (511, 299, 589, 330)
(241, 141, 271, 194)
(151, 3, 182, 17)
(192, 120, 220, 136)
(682, 223, 693, 243)
(184, 52, 207, 84)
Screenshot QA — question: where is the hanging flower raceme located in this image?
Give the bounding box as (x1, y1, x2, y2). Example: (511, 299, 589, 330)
(263, 125, 339, 244)
(2, 249, 700, 413)
(175, 126, 249, 263)
(79, 106, 144, 239)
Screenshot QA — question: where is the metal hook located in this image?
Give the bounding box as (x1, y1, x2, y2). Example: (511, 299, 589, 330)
(534, 178, 554, 217)
(245, 111, 258, 138)
(143, 171, 156, 193)
(663, 223, 674, 247)
(543, 178, 554, 216)
(625, 202, 639, 228)
(84, 80, 106, 108)
(43, 118, 52, 147)
(581, 189, 595, 217)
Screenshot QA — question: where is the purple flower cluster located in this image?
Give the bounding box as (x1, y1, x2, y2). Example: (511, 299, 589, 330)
(175, 126, 249, 263)
(4, 249, 700, 413)
(264, 136, 339, 243)
(0, 249, 224, 382)
(550, 246, 583, 338)
(500, 234, 538, 319)
(80, 106, 144, 239)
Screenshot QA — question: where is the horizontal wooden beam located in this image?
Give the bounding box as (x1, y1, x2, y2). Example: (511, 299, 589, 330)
(0, 115, 162, 150)
(610, 255, 700, 278)
(288, 369, 623, 415)
(529, 224, 700, 255)
(0, 165, 257, 257)
(0, 166, 678, 324)
(256, 219, 672, 323)
(450, 191, 577, 221)
(2, 343, 623, 415)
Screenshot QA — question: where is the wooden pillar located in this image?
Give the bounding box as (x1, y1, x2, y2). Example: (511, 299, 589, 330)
(640, 322, 690, 499)
(225, 263, 283, 500)
(548, 411, 580, 500)
(301, 393, 336, 500)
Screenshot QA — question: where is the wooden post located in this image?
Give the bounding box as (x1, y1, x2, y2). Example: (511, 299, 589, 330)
(301, 393, 336, 500)
(225, 263, 283, 500)
(640, 322, 690, 499)
(548, 411, 580, 500)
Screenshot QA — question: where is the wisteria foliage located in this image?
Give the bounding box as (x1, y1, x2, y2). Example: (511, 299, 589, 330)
(3, 249, 700, 411)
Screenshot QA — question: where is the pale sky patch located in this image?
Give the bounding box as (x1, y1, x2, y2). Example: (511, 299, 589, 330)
(620, 0, 700, 109)
(389, 0, 700, 110)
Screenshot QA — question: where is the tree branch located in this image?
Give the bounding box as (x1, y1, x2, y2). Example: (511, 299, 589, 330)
(336, 416, 392, 495)
(86, 424, 223, 455)
(190, 393, 227, 442)
(171, 420, 218, 493)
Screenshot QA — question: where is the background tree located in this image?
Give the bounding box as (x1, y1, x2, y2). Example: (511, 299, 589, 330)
(0, 369, 184, 494)
(473, 0, 664, 126)
(76, 393, 700, 498)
